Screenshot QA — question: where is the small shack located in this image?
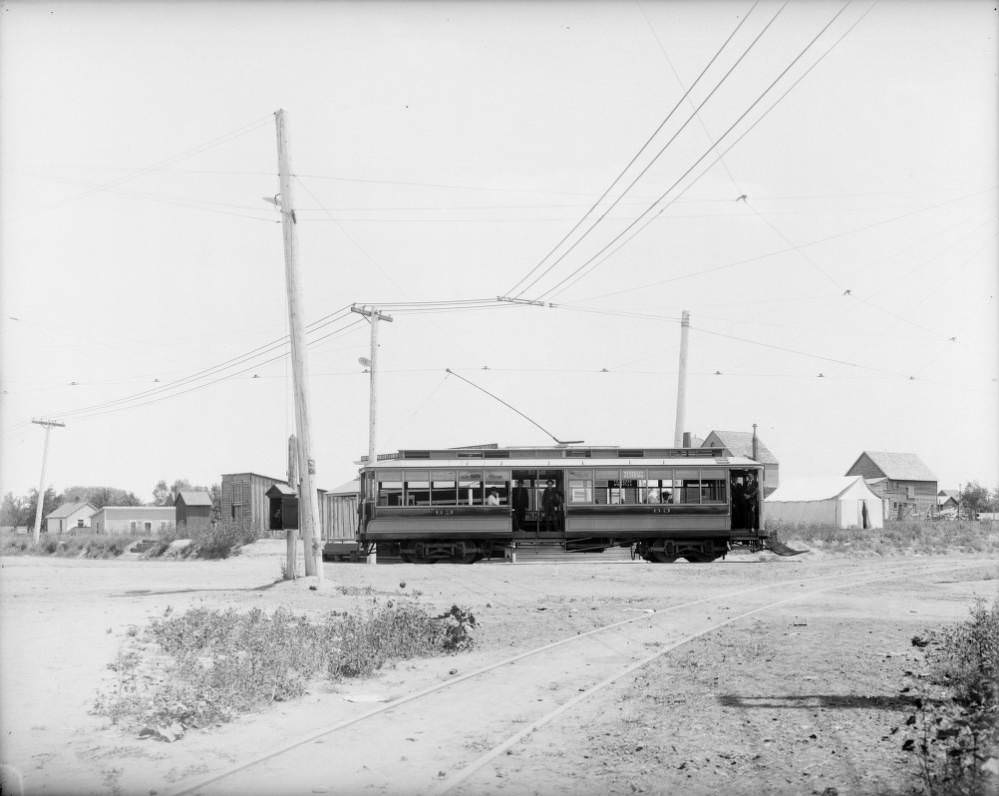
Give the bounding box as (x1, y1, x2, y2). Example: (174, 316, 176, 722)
(765, 476, 884, 529)
(320, 479, 360, 560)
(266, 483, 299, 534)
(44, 501, 97, 534)
(175, 490, 213, 533)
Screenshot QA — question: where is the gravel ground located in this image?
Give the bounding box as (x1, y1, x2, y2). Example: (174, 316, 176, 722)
(1, 543, 995, 795)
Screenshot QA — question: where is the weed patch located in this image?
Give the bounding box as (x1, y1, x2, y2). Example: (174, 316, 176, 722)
(0, 532, 136, 558)
(771, 520, 998, 555)
(898, 598, 999, 794)
(94, 603, 476, 736)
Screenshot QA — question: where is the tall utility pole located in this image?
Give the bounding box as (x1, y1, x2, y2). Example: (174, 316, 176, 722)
(286, 434, 299, 579)
(31, 418, 65, 544)
(350, 305, 394, 467)
(673, 310, 690, 447)
(275, 108, 321, 580)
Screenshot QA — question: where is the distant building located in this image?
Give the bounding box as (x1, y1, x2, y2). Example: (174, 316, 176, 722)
(221, 472, 290, 536)
(320, 479, 360, 544)
(765, 476, 884, 529)
(845, 451, 937, 520)
(44, 501, 97, 534)
(91, 506, 176, 536)
(175, 490, 213, 533)
(702, 430, 779, 496)
(937, 489, 960, 518)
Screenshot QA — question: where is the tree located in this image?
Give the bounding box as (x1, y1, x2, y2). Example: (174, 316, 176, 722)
(24, 487, 61, 529)
(959, 481, 990, 519)
(62, 486, 141, 509)
(1, 492, 29, 527)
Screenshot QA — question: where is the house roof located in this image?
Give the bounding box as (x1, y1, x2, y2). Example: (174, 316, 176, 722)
(266, 483, 297, 497)
(329, 479, 359, 495)
(938, 489, 960, 499)
(45, 500, 96, 519)
(702, 430, 778, 465)
(766, 476, 879, 502)
(850, 451, 937, 482)
(176, 490, 212, 506)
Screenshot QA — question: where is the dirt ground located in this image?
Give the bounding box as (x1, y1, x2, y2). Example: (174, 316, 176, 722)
(1, 542, 996, 796)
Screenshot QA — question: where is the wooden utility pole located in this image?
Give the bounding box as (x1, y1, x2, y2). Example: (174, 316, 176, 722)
(673, 310, 690, 447)
(350, 305, 393, 467)
(275, 108, 321, 580)
(31, 418, 65, 544)
(286, 434, 299, 579)
(351, 305, 392, 566)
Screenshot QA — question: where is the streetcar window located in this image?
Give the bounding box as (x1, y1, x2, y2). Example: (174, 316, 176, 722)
(431, 471, 457, 506)
(458, 470, 483, 506)
(675, 468, 701, 504)
(377, 470, 403, 506)
(567, 469, 593, 504)
(620, 469, 643, 505)
(484, 470, 510, 505)
(701, 471, 727, 504)
(644, 468, 674, 504)
(594, 469, 619, 505)
(404, 470, 430, 506)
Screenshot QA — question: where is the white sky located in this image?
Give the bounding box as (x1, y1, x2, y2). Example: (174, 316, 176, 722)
(1, 0, 996, 502)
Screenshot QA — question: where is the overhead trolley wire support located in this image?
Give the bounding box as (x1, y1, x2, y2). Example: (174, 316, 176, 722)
(30, 418, 66, 545)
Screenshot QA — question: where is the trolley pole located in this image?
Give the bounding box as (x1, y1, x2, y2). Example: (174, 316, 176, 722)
(275, 108, 321, 580)
(31, 418, 65, 544)
(673, 310, 690, 447)
(286, 434, 299, 580)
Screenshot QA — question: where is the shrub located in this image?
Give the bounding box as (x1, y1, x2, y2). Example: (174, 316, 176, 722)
(179, 521, 259, 559)
(94, 602, 476, 734)
(0, 532, 135, 558)
(901, 598, 999, 794)
(770, 520, 999, 555)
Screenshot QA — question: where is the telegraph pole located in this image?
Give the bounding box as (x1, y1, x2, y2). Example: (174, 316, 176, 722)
(275, 109, 321, 580)
(31, 419, 65, 544)
(350, 305, 393, 467)
(673, 310, 690, 447)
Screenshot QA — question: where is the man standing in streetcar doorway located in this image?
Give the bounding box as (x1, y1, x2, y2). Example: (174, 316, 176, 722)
(542, 479, 564, 532)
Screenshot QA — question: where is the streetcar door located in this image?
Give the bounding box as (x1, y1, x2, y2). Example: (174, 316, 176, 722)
(729, 468, 761, 531)
(511, 471, 536, 533)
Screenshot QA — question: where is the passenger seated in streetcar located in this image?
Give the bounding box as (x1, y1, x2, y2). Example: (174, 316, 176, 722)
(646, 488, 661, 504)
(662, 490, 673, 504)
(486, 489, 501, 506)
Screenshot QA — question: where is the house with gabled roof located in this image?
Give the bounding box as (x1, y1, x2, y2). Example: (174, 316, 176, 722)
(175, 490, 213, 532)
(44, 501, 97, 534)
(845, 451, 937, 520)
(702, 430, 779, 496)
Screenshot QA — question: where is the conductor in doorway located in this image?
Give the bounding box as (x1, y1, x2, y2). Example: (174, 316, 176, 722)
(512, 481, 529, 531)
(542, 479, 564, 533)
(744, 473, 760, 531)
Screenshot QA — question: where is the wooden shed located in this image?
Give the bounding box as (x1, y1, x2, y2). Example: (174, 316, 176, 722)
(221, 473, 290, 536)
(320, 479, 360, 560)
(845, 451, 937, 520)
(175, 490, 213, 533)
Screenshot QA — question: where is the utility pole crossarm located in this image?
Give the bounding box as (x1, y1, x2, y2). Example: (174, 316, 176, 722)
(350, 304, 394, 323)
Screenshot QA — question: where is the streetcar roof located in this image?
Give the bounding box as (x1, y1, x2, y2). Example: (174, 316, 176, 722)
(361, 456, 762, 470)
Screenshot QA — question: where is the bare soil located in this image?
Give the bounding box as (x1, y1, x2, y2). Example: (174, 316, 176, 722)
(1, 542, 996, 796)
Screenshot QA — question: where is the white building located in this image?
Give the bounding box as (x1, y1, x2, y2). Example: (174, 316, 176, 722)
(765, 476, 884, 529)
(90, 506, 176, 536)
(44, 501, 97, 534)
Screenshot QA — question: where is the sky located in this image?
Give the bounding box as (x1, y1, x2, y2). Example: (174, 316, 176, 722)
(1, 0, 996, 504)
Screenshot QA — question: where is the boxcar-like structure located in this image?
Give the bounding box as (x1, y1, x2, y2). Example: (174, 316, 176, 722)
(358, 445, 770, 563)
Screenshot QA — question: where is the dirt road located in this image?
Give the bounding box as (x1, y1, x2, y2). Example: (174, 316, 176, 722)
(1, 544, 995, 795)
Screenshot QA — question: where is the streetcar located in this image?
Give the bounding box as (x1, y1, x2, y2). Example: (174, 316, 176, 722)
(356, 444, 775, 563)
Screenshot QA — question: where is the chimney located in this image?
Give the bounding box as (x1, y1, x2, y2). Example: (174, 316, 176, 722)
(751, 423, 759, 461)
(682, 431, 691, 447)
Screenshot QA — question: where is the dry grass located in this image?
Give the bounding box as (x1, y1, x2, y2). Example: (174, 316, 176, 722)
(0, 531, 137, 558)
(772, 520, 999, 555)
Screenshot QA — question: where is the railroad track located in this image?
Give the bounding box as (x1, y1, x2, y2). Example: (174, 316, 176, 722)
(170, 559, 991, 796)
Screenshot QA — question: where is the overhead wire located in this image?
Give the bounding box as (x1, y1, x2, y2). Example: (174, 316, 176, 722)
(534, 0, 855, 302)
(542, 0, 875, 301)
(503, 0, 763, 298)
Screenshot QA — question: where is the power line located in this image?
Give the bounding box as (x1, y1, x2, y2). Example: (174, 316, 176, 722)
(503, 0, 762, 298)
(534, 1, 854, 302)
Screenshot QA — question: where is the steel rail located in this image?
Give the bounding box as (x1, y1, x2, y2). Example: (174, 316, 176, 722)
(168, 559, 988, 796)
(434, 559, 990, 793)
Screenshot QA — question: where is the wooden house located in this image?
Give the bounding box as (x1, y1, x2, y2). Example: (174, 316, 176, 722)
(701, 430, 779, 496)
(845, 451, 937, 520)
(90, 506, 176, 535)
(220, 472, 291, 536)
(44, 501, 97, 534)
(175, 489, 213, 532)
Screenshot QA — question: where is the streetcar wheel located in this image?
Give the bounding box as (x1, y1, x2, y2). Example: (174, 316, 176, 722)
(650, 550, 677, 564)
